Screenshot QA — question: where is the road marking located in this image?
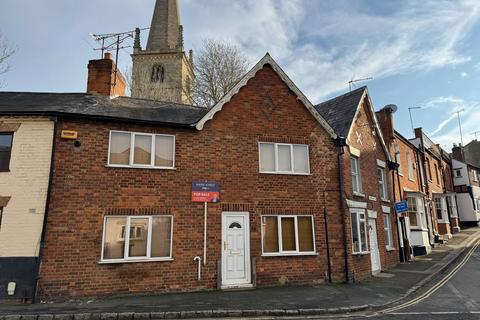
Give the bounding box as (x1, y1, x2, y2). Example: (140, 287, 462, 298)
(391, 311, 480, 315)
(380, 239, 480, 314)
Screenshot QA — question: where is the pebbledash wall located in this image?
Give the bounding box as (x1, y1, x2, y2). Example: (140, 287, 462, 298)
(37, 66, 348, 299)
(0, 117, 54, 300)
(341, 97, 398, 281)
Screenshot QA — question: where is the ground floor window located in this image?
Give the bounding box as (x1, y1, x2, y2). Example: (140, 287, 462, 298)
(101, 215, 173, 262)
(261, 215, 315, 255)
(434, 196, 448, 221)
(350, 209, 368, 253)
(407, 196, 426, 229)
(383, 213, 393, 249)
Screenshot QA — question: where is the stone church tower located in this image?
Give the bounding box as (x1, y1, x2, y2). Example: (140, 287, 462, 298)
(131, 0, 194, 104)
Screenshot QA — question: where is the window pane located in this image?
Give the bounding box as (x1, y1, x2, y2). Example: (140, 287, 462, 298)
(109, 132, 131, 165)
(281, 217, 296, 251)
(259, 143, 275, 172)
(293, 145, 309, 174)
(128, 218, 149, 257)
(262, 216, 279, 253)
(0, 133, 13, 171)
(278, 145, 292, 172)
(151, 216, 172, 258)
(351, 212, 360, 253)
(103, 217, 127, 259)
(360, 219, 367, 252)
(155, 135, 174, 167)
(298, 216, 314, 252)
(133, 135, 152, 165)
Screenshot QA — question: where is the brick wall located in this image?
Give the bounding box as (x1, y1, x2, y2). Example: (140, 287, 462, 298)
(341, 99, 399, 281)
(37, 66, 347, 299)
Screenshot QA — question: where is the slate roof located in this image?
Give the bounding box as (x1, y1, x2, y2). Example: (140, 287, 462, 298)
(0, 92, 209, 126)
(314, 86, 366, 138)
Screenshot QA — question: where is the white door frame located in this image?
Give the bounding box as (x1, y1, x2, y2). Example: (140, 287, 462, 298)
(368, 212, 381, 273)
(221, 211, 251, 288)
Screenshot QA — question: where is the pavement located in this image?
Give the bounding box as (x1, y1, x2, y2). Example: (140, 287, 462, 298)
(1, 227, 480, 319)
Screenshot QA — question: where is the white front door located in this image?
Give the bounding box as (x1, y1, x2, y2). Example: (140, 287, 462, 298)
(368, 219, 381, 273)
(221, 212, 251, 288)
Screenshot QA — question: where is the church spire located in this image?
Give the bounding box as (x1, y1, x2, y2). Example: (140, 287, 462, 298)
(146, 0, 181, 52)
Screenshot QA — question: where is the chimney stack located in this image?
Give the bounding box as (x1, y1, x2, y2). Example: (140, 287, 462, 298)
(376, 104, 397, 145)
(87, 52, 126, 97)
(452, 144, 464, 162)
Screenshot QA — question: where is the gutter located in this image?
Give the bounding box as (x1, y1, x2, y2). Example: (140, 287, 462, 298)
(32, 116, 58, 303)
(335, 136, 349, 282)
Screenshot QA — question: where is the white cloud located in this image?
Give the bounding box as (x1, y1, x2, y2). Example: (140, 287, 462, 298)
(183, 0, 480, 102)
(461, 71, 468, 78)
(426, 96, 480, 148)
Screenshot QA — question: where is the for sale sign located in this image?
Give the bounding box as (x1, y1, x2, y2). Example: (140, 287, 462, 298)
(192, 181, 220, 203)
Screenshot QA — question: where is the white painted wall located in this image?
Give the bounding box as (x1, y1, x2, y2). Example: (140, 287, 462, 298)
(452, 159, 468, 186)
(0, 118, 54, 257)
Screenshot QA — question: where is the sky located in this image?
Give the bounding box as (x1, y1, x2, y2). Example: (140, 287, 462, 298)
(1, 0, 480, 150)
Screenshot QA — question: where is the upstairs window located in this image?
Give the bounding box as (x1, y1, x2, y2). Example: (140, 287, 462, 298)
(472, 170, 479, 182)
(351, 156, 363, 194)
(258, 142, 310, 175)
(378, 166, 388, 200)
(393, 144, 402, 175)
(407, 152, 414, 181)
(455, 169, 462, 178)
(0, 133, 13, 172)
(108, 131, 175, 169)
(0, 207, 3, 232)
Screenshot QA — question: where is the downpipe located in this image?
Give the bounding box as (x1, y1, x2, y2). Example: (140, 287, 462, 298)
(193, 256, 202, 281)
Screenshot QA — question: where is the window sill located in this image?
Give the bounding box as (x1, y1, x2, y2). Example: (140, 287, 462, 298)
(353, 192, 366, 198)
(98, 258, 174, 264)
(410, 227, 428, 232)
(352, 251, 370, 256)
(398, 173, 404, 177)
(261, 252, 317, 257)
(386, 247, 395, 252)
(409, 178, 415, 182)
(105, 165, 176, 170)
(259, 171, 311, 176)
(381, 199, 390, 203)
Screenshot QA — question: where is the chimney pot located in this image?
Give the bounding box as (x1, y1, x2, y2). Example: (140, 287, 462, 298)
(104, 52, 113, 60)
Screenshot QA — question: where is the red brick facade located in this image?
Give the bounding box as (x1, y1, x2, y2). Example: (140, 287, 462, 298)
(37, 65, 352, 299)
(340, 97, 399, 281)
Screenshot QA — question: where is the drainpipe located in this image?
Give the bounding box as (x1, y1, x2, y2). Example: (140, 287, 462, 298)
(323, 204, 332, 283)
(335, 136, 349, 283)
(389, 160, 405, 262)
(32, 116, 58, 303)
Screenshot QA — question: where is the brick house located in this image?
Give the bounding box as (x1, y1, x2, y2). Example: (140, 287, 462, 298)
(1, 54, 362, 300)
(315, 87, 399, 281)
(410, 129, 455, 242)
(452, 145, 480, 226)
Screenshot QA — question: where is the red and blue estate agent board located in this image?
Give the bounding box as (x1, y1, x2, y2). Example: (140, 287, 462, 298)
(192, 181, 220, 203)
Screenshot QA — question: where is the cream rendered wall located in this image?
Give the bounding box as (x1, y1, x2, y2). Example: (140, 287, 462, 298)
(0, 117, 54, 257)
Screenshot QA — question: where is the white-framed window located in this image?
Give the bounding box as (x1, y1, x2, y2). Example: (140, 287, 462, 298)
(434, 196, 448, 221)
(407, 152, 414, 181)
(350, 209, 368, 254)
(472, 170, 479, 182)
(351, 156, 363, 195)
(407, 196, 419, 227)
(447, 195, 458, 217)
(261, 215, 315, 255)
(258, 142, 310, 175)
(101, 215, 173, 263)
(108, 131, 175, 169)
(455, 169, 462, 178)
(378, 166, 388, 200)
(383, 213, 394, 250)
(393, 143, 402, 175)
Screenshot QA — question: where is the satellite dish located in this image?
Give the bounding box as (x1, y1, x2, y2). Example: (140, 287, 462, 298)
(383, 104, 398, 113)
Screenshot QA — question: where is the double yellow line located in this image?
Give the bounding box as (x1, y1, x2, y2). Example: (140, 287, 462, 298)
(380, 238, 480, 315)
